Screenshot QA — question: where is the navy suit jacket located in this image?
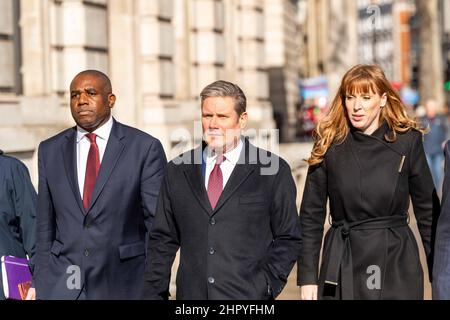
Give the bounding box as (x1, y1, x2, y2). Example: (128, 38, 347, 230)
(433, 140, 450, 299)
(34, 119, 166, 299)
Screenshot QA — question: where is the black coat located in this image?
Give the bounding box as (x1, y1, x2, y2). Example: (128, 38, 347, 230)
(34, 120, 166, 299)
(0, 151, 37, 299)
(142, 139, 301, 300)
(298, 122, 440, 299)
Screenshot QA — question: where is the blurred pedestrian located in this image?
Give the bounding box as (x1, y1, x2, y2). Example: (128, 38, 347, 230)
(420, 99, 449, 189)
(298, 64, 440, 300)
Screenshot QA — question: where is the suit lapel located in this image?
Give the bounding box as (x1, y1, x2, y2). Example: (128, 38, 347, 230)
(211, 139, 255, 216)
(211, 164, 254, 216)
(86, 120, 125, 215)
(183, 147, 213, 215)
(62, 127, 85, 214)
(182, 139, 257, 216)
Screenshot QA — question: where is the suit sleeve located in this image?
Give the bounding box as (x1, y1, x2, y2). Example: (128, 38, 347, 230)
(34, 143, 56, 295)
(141, 139, 167, 234)
(11, 160, 37, 272)
(433, 141, 450, 299)
(141, 166, 180, 300)
(408, 131, 440, 281)
(297, 159, 328, 285)
(263, 160, 302, 298)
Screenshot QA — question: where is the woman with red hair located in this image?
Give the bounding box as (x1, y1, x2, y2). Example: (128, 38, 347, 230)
(297, 64, 439, 300)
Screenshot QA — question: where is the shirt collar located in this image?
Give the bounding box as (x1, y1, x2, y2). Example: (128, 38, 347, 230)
(76, 116, 114, 143)
(204, 138, 244, 166)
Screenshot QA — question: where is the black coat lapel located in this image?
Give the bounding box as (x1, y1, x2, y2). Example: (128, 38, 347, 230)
(211, 138, 256, 216)
(62, 127, 85, 214)
(182, 146, 213, 215)
(86, 120, 125, 214)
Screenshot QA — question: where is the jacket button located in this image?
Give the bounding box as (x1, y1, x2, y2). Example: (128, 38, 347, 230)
(209, 218, 216, 225)
(208, 277, 215, 284)
(209, 247, 215, 255)
(85, 224, 91, 229)
(84, 249, 90, 257)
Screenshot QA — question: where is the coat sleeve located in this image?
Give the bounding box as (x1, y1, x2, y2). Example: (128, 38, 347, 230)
(141, 139, 167, 235)
(297, 158, 328, 286)
(408, 131, 440, 281)
(34, 143, 56, 295)
(141, 166, 180, 300)
(261, 160, 301, 298)
(11, 159, 37, 272)
(433, 141, 450, 299)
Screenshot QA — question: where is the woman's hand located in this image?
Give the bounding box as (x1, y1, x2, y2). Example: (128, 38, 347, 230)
(300, 285, 318, 300)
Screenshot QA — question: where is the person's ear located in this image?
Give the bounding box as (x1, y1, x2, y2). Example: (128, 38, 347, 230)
(380, 93, 387, 108)
(239, 112, 248, 129)
(108, 94, 116, 108)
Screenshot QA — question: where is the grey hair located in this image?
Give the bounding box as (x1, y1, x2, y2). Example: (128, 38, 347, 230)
(200, 80, 247, 116)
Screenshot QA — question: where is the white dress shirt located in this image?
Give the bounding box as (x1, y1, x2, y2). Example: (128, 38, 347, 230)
(76, 116, 113, 198)
(204, 139, 243, 190)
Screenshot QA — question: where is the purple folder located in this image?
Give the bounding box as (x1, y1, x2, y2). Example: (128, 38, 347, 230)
(1, 256, 32, 300)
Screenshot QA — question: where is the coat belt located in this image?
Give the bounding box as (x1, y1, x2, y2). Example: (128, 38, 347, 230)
(323, 215, 409, 299)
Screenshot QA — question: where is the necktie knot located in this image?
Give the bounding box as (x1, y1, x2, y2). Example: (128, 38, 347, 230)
(215, 155, 226, 165)
(86, 133, 97, 144)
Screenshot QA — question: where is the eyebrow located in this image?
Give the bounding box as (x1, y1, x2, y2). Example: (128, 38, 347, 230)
(202, 111, 230, 116)
(71, 87, 98, 93)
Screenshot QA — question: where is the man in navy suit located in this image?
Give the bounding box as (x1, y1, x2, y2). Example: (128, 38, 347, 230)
(434, 140, 450, 299)
(32, 70, 166, 299)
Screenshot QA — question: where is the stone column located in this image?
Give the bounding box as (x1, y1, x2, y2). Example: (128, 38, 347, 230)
(189, 0, 226, 97)
(326, 0, 358, 96)
(416, 0, 445, 108)
(265, 0, 300, 142)
(236, 0, 274, 145)
(108, 0, 139, 126)
(135, 0, 177, 153)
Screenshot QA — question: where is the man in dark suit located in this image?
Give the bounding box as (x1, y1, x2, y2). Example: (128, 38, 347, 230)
(433, 140, 450, 299)
(33, 70, 166, 299)
(0, 150, 37, 300)
(142, 80, 301, 300)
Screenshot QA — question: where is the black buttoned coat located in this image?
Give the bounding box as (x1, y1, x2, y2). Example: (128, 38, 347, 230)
(142, 138, 301, 300)
(298, 123, 439, 299)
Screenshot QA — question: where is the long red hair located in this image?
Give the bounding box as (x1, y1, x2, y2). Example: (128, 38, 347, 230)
(307, 64, 425, 166)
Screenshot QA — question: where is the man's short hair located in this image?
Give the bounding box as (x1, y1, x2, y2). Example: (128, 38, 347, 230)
(200, 80, 247, 116)
(72, 69, 112, 93)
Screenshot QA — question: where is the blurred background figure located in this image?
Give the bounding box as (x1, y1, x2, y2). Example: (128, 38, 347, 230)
(0, 150, 36, 300)
(421, 99, 449, 189)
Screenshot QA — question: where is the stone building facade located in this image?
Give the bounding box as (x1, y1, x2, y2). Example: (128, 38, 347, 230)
(1, 0, 296, 181)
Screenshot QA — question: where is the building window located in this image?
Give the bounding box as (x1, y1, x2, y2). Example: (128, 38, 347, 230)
(0, 0, 22, 94)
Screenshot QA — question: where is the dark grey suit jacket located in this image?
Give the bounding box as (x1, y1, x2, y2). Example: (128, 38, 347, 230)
(433, 140, 450, 299)
(34, 119, 166, 299)
(142, 138, 301, 300)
